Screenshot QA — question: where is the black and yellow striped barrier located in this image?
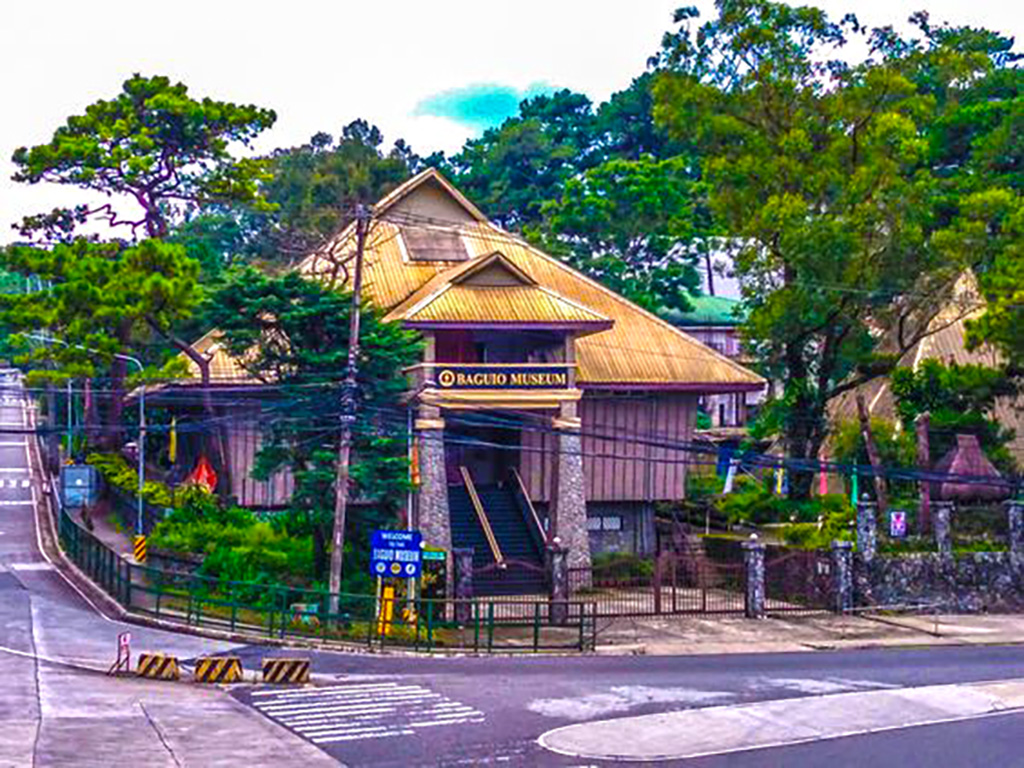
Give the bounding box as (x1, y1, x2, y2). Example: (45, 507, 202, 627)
(136, 652, 179, 681)
(133, 535, 147, 563)
(262, 657, 310, 684)
(194, 656, 243, 684)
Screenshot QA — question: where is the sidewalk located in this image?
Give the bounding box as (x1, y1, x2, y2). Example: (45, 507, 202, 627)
(539, 678, 1024, 761)
(594, 611, 1024, 655)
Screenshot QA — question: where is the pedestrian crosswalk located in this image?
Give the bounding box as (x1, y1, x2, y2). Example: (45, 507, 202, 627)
(251, 681, 485, 745)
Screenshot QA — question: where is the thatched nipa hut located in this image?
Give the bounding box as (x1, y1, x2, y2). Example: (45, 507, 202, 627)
(934, 433, 1010, 502)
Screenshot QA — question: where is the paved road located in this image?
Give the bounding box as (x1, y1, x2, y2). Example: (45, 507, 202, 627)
(0, 374, 334, 767)
(229, 640, 1024, 766)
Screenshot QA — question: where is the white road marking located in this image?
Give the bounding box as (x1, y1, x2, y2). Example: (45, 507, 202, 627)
(0, 468, 28, 473)
(253, 682, 485, 744)
(10, 563, 55, 571)
(0, 501, 34, 507)
(0, 442, 26, 447)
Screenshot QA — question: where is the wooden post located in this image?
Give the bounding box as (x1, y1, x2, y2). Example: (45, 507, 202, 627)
(916, 412, 931, 534)
(856, 393, 888, 515)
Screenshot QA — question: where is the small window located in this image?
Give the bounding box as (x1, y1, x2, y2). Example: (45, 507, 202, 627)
(400, 226, 468, 262)
(586, 517, 602, 532)
(603, 516, 622, 531)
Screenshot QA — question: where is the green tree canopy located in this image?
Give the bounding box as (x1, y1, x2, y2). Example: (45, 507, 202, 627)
(651, 0, 1016, 497)
(242, 121, 415, 266)
(891, 359, 1017, 473)
(0, 238, 197, 445)
(12, 74, 276, 241)
(534, 156, 703, 311)
(206, 268, 422, 580)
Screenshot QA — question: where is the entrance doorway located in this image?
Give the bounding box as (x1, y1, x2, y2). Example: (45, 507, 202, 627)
(445, 413, 520, 487)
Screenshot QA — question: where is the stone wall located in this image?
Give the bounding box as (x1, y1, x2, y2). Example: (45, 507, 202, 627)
(859, 553, 1024, 612)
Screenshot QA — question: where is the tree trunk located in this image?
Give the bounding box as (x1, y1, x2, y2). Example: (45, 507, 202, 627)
(856, 392, 888, 514)
(915, 412, 931, 534)
(83, 379, 99, 447)
(102, 357, 126, 451)
(154, 323, 233, 500)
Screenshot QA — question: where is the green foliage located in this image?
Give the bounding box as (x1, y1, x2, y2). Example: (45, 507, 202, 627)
(890, 360, 1017, 472)
(716, 473, 852, 529)
(534, 156, 702, 311)
(830, 418, 919, 499)
(0, 238, 198, 444)
(960, 191, 1024, 371)
(780, 502, 855, 549)
(652, 1, 1019, 498)
(206, 268, 422, 579)
(12, 74, 276, 241)
(87, 452, 174, 507)
(449, 90, 599, 229)
(245, 122, 415, 264)
(591, 552, 655, 578)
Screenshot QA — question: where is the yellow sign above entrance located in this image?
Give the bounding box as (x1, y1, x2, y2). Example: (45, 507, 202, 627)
(435, 365, 570, 390)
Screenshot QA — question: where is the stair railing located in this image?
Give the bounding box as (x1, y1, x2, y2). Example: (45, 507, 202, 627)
(510, 467, 547, 549)
(459, 466, 504, 568)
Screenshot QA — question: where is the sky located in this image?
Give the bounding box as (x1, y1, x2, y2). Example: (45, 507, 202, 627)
(1, 0, 1021, 247)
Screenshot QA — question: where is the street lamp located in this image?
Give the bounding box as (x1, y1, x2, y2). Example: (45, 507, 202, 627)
(28, 334, 146, 536)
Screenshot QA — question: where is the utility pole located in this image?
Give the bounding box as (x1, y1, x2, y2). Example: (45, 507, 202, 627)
(328, 204, 371, 613)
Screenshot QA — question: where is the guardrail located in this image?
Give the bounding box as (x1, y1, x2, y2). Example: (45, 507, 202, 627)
(56, 506, 596, 654)
(460, 465, 504, 567)
(511, 467, 547, 551)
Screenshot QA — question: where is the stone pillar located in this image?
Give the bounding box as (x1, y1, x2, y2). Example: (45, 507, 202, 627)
(547, 544, 569, 625)
(452, 547, 474, 624)
(933, 501, 953, 557)
(831, 540, 854, 613)
(550, 402, 591, 574)
(742, 535, 766, 619)
(1006, 500, 1024, 559)
(856, 498, 877, 563)
(415, 407, 450, 553)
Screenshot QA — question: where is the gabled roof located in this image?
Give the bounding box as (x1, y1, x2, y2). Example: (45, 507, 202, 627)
(383, 251, 613, 330)
(373, 167, 489, 224)
(299, 170, 765, 391)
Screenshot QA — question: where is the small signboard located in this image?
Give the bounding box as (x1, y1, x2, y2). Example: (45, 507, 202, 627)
(889, 510, 908, 538)
(61, 464, 98, 508)
(370, 529, 423, 578)
(421, 547, 446, 562)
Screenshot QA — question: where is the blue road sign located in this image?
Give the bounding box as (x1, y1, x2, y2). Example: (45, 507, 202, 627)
(370, 529, 423, 578)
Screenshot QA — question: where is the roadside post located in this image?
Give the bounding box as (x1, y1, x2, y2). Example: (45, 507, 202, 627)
(108, 631, 131, 675)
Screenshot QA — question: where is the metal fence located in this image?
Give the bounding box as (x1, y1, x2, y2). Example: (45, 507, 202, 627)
(57, 508, 597, 654)
(764, 546, 834, 615)
(568, 553, 747, 617)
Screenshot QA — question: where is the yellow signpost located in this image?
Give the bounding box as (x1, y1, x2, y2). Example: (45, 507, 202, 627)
(133, 535, 147, 563)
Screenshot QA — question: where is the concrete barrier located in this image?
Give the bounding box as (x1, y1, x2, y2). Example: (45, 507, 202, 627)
(261, 657, 310, 684)
(136, 652, 180, 681)
(194, 656, 243, 684)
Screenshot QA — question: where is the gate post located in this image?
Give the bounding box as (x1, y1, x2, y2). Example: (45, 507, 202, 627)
(831, 540, 854, 613)
(653, 552, 666, 615)
(547, 544, 569, 626)
(742, 535, 766, 619)
(856, 498, 877, 563)
(1006, 500, 1024, 559)
(452, 547, 474, 624)
(933, 501, 953, 558)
